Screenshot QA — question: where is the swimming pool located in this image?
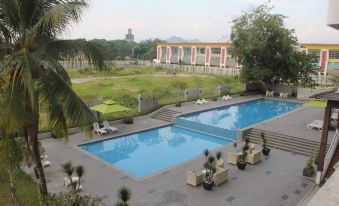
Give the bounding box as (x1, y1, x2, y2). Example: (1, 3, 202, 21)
(79, 126, 230, 178)
(176, 98, 300, 139)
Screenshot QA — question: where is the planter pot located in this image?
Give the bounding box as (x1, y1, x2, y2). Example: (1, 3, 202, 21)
(175, 102, 182, 107)
(303, 167, 315, 177)
(262, 148, 271, 156)
(237, 161, 247, 170)
(123, 117, 134, 124)
(203, 181, 214, 191)
(211, 97, 218, 101)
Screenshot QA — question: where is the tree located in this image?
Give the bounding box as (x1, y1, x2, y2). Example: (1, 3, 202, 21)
(231, 3, 318, 87)
(0, 0, 104, 196)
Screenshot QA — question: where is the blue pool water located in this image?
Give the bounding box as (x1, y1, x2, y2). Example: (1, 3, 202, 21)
(176, 99, 300, 139)
(80, 126, 230, 178)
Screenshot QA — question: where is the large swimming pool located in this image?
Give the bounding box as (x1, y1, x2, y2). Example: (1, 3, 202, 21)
(79, 126, 230, 178)
(176, 98, 300, 139)
(79, 98, 300, 178)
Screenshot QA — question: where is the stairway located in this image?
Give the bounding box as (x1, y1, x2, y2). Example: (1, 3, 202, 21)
(243, 128, 329, 156)
(325, 144, 339, 177)
(151, 108, 181, 122)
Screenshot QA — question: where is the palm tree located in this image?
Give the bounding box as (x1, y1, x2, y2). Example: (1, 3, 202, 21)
(0, 0, 104, 196)
(115, 187, 131, 206)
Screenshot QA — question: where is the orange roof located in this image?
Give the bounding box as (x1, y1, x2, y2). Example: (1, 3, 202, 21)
(158, 42, 233, 47)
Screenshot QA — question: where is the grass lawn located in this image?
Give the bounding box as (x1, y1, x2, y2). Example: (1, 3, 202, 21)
(39, 66, 243, 131)
(303, 100, 326, 108)
(0, 169, 40, 206)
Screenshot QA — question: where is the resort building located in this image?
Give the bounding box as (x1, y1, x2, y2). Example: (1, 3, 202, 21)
(157, 42, 339, 75)
(156, 43, 239, 68)
(301, 43, 339, 75)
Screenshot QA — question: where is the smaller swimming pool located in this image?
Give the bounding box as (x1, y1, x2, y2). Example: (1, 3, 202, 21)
(79, 126, 230, 178)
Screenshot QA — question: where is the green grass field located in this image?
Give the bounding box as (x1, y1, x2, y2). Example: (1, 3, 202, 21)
(39, 66, 243, 131)
(0, 169, 40, 206)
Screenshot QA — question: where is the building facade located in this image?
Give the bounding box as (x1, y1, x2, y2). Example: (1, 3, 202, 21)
(125, 28, 134, 42)
(157, 42, 339, 75)
(301, 44, 339, 75)
(156, 43, 239, 68)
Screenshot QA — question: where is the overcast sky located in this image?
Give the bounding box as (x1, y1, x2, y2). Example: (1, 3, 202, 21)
(62, 0, 339, 44)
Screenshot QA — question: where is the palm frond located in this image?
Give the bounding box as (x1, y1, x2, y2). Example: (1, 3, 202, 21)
(39, 67, 94, 134)
(46, 39, 105, 70)
(33, 0, 88, 37)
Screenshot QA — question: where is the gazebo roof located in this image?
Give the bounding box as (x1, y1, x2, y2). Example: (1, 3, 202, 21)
(310, 89, 339, 101)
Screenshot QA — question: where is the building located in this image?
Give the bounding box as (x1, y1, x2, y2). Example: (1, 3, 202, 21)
(156, 43, 239, 68)
(157, 42, 339, 74)
(125, 28, 134, 42)
(301, 44, 339, 75)
(328, 0, 339, 29)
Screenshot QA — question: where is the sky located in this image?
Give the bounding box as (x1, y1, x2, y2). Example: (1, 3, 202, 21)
(62, 0, 339, 44)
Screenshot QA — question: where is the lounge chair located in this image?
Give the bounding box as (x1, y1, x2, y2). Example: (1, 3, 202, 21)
(279, 93, 288, 99)
(306, 120, 323, 131)
(331, 111, 338, 121)
(212, 167, 229, 186)
(227, 152, 239, 165)
(92, 122, 107, 135)
(222, 95, 232, 101)
(103, 121, 118, 133)
(201, 99, 209, 104)
(186, 170, 203, 186)
(196, 99, 204, 105)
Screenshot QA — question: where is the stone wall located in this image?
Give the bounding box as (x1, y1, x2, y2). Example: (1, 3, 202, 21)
(218, 86, 232, 95)
(297, 87, 326, 99)
(272, 84, 296, 96)
(185, 88, 201, 101)
(138, 94, 159, 113)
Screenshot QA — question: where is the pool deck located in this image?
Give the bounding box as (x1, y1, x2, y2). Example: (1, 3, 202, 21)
(32, 95, 329, 206)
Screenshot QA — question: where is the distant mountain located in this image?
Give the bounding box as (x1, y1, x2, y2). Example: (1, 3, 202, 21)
(166, 36, 202, 43)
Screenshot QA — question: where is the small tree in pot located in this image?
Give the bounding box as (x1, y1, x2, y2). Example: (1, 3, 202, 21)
(261, 132, 270, 156)
(202, 149, 217, 190)
(237, 139, 249, 170)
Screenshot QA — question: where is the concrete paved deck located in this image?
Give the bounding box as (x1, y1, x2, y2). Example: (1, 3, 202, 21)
(31, 95, 326, 206)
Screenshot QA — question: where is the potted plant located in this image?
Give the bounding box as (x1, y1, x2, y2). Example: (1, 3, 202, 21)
(237, 139, 249, 170)
(212, 97, 218, 101)
(115, 187, 131, 206)
(123, 116, 134, 124)
(303, 154, 315, 177)
(202, 149, 217, 190)
(175, 101, 182, 107)
(261, 132, 270, 156)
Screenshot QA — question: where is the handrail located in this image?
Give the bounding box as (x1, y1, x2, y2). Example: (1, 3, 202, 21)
(323, 129, 339, 179)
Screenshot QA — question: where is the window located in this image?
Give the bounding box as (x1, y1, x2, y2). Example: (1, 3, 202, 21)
(211, 48, 221, 54)
(197, 47, 205, 54)
(329, 50, 339, 59)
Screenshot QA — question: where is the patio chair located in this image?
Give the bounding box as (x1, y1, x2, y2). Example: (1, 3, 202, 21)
(227, 152, 239, 165)
(279, 93, 288, 99)
(103, 121, 118, 133)
(64, 176, 80, 187)
(216, 158, 225, 168)
(213, 167, 229, 186)
(266, 91, 274, 97)
(222, 95, 232, 101)
(246, 150, 262, 164)
(92, 122, 107, 135)
(186, 170, 203, 186)
(306, 120, 323, 131)
(42, 160, 51, 168)
(331, 111, 338, 121)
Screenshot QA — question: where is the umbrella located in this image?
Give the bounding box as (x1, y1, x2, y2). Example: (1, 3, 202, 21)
(90, 100, 131, 114)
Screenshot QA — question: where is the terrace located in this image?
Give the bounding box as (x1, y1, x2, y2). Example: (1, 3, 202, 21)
(30, 94, 328, 206)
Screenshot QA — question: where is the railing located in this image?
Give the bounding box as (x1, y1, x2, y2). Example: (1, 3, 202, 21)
(323, 129, 339, 178)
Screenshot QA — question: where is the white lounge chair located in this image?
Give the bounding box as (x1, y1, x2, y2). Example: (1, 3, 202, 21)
(103, 121, 118, 133)
(279, 93, 288, 99)
(266, 91, 274, 97)
(306, 120, 324, 131)
(196, 99, 204, 105)
(222, 95, 232, 101)
(92, 122, 107, 135)
(42, 160, 51, 168)
(201, 99, 209, 104)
